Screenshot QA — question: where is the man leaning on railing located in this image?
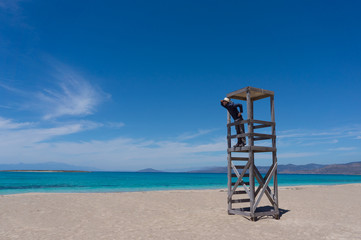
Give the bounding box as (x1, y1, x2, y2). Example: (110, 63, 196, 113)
(220, 97, 246, 148)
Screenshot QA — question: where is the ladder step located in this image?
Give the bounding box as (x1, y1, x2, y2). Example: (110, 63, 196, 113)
(253, 124, 270, 129)
(234, 166, 245, 169)
(254, 137, 271, 141)
(231, 157, 249, 161)
(231, 199, 250, 203)
(233, 190, 247, 194)
(232, 182, 250, 186)
(231, 173, 250, 178)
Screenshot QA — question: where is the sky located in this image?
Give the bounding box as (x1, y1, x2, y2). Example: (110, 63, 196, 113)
(0, 0, 361, 171)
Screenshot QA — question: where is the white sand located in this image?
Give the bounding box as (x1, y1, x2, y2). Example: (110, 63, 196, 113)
(1, 184, 360, 240)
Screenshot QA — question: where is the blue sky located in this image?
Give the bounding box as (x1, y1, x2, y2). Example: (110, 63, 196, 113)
(0, 0, 360, 171)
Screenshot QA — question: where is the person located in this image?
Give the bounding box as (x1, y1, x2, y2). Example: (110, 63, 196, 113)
(220, 97, 246, 147)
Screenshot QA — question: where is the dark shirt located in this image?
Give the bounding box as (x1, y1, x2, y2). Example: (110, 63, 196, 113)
(221, 101, 243, 120)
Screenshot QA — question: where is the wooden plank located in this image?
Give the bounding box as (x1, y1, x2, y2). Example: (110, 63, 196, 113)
(227, 119, 249, 127)
(251, 146, 276, 152)
(231, 199, 251, 203)
(253, 133, 275, 138)
(226, 86, 250, 100)
(231, 162, 240, 173)
(251, 94, 272, 101)
(231, 181, 249, 186)
(229, 132, 275, 140)
(227, 87, 274, 101)
(233, 190, 247, 194)
(229, 133, 247, 139)
(254, 137, 271, 141)
(247, 87, 274, 96)
(228, 146, 276, 153)
(253, 124, 271, 129)
(231, 157, 249, 161)
(232, 173, 249, 178)
(234, 165, 245, 169)
(251, 119, 275, 126)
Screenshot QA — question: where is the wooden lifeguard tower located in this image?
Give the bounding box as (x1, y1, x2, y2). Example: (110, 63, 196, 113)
(226, 86, 279, 221)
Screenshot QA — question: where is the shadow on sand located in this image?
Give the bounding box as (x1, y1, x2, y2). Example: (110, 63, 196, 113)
(239, 206, 290, 221)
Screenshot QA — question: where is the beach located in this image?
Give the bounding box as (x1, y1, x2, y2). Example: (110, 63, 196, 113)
(1, 184, 360, 240)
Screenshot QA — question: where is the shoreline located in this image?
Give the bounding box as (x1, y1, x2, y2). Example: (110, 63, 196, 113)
(2, 182, 361, 196)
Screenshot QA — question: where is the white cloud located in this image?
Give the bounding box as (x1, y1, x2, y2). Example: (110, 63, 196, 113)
(1, 112, 360, 171)
(328, 147, 356, 151)
(278, 152, 322, 158)
(1, 61, 110, 120)
(0, 119, 101, 146)
(176, 129, 217, 140)
(356, 136, 361, 139)
(302, 139, 338, 146)
(256, 151, 322, 160)
(278, 126, 361, 146)
(0, 116, 226, 170)
(38, 63, 110, 119)
(0, 117, 32, 129)
(0, 124, 226, 170)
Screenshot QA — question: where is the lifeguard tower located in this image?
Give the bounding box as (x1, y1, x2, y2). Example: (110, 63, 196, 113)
(226, 86, 279, 221)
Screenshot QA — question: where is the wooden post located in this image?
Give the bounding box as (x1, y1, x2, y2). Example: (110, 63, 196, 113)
(247, 89, 255, 220)
(227, 111, 232, 214)
(270, 95, 279, 219)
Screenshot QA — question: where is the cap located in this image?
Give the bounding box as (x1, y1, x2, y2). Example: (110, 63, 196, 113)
(223, 97, 230, 102)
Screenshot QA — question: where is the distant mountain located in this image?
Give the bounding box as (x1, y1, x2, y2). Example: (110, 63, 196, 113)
(137, 168, 163, 173)
(188, 161, 361, 175)
(0, 162, 99, 171)
(257, 163, 326, 174)
(300, 162, 361, 175)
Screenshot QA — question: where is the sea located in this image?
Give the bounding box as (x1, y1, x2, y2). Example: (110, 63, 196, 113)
(1, 172, 361, 195)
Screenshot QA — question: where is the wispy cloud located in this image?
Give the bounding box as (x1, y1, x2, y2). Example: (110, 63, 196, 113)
(302, 139, 339, 146)
(1, 121, 361, 170)
(0, 117, 32, 129)
(278, 126, 361, 146)
(0, 117, 101, 145)
(0, 123, 226, 170)
(38, 62, 110, 119)
(328, 147, 356, 151)
(1, 60, 110, 120)
(278, 152, 322, 158)
(177, 129, 217, 140)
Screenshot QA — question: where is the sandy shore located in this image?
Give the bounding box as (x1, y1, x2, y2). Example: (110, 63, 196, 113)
(1, 184, 360, 240)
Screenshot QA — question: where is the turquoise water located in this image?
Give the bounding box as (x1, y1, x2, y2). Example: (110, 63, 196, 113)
(1, 172, 361, 195)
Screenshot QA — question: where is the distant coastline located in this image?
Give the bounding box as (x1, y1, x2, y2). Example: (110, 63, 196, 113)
(139, 161, 361, 175)
(0, 170, 91, 173)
